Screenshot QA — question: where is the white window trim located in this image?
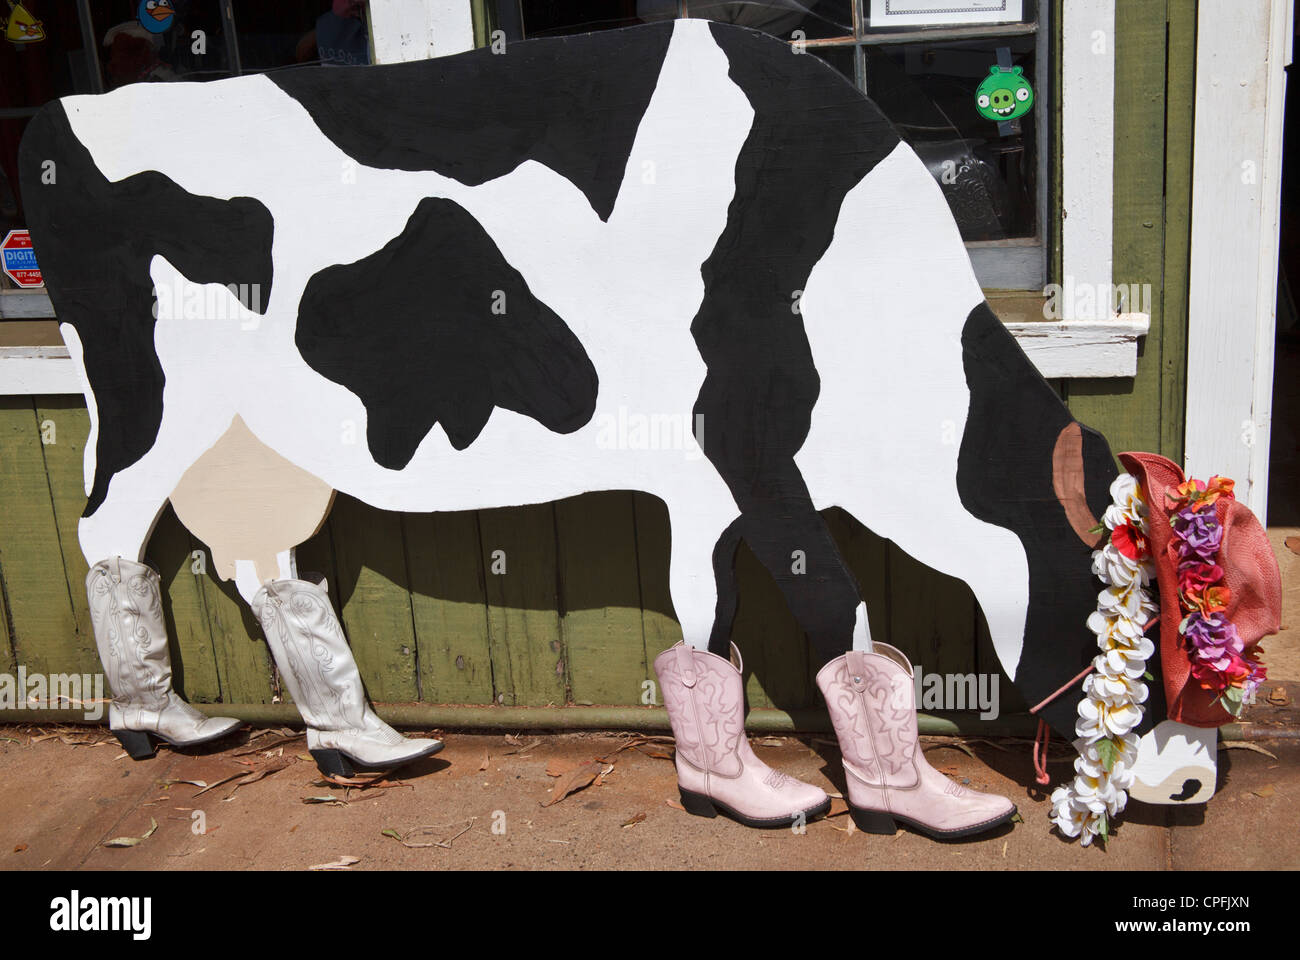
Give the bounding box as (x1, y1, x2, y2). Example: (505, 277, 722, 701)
(1060, 0, 1114, 311)
(1, 0, 1145, 393)
(369, 0, 475, 63)
(1184, 0, 1292, 520)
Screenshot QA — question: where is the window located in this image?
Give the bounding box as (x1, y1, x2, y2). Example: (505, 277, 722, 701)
(0, 0, 372, 256)
(487, 0, 1049, 291)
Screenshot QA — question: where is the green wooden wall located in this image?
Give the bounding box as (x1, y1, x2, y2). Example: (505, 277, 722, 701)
(0, 2, 1195, 719)
(0, 395, 1018, 715)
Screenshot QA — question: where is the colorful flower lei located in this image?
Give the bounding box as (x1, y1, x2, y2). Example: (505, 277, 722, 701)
(1165, 476, 1267, 714)
(1050, 473, 1157, 846)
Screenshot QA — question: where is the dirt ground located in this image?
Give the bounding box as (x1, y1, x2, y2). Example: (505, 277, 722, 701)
(0, 717, 1295, 871)
(1, 532, 1294, 873)
(1265, 528, 1300, 680)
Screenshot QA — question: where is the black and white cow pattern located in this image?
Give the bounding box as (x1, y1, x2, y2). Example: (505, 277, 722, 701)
(20, 19, 1129, 738)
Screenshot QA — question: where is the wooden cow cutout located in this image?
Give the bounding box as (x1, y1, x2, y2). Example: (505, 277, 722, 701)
(20, 19, 1140, 754)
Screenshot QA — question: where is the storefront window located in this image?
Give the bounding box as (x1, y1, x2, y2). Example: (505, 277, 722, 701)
(3, 1, 1047, 290)
(490, 0, 1048, 289)
(0, 0, 369, 260)
(231, 0, 370, 72)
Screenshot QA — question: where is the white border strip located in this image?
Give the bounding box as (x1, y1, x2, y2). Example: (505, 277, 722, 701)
(1185, 0, 1292, 519)
(1060, 0, 1114, 297)
(368, 0, 475, 64)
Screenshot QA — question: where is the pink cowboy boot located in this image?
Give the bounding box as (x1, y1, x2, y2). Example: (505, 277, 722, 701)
(655, 641, 830, 828)
(817, 642, 1016, 838)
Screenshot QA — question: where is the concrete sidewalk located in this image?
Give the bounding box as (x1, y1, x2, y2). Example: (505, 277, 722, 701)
(1, 716, 1295, 870)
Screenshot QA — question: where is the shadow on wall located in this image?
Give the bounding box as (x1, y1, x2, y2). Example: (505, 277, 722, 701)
(145, 491, 1024, 719)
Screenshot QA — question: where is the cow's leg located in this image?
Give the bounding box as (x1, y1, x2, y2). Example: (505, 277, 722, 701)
(728, 464, 866, 667)
(650, 467, 834, 829)
(652, 460, 743, 653)
(75, 463, 244, 758)
(81, 493, 244, 758)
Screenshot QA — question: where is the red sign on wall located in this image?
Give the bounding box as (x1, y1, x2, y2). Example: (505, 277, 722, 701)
(1, 229, 44, 288)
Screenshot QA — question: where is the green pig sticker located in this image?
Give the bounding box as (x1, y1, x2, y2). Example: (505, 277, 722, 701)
(975, 65, 1034, 122)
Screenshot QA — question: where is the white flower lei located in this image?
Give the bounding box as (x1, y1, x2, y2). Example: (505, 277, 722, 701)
(1050, 473, 1159, 845)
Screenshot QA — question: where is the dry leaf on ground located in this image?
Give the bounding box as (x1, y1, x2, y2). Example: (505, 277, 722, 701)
(1221, 741, 1279, 760)
(192, 772, 246, 796)
(544, 761, 602, 806)
(103, 817, 158, 848)
(313, 772, 407, 790)
(308, 855, 359, 871)
(228, 756, 293, 790)
(382, 820, 475, 849)
(546, 757, 578, 778)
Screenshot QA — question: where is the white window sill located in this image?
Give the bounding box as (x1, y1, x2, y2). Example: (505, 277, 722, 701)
(1, 290, 1150, 396)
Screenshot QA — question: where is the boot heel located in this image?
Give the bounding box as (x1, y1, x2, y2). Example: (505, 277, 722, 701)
(112, 729, 158, 760)
(849, 807, 897, 835)
(310, 748, 355, 778)
(679, 789, 718, 819)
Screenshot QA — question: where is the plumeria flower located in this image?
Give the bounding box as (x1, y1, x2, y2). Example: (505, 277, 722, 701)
(1050, 789, 1098, 842)
(1085, 670, 1149, 708)
(1093, 542, 1150, 588)
(1077, 695, 1144, 740)
(1071, 771, 1127, 819)
(1107, 474, 1148, 523)
(1096, 646, 1151, 681)
(1072, 734, 1138, 780)
(1097, 581, 1149, 620)
(1088, 612, 1156, 660)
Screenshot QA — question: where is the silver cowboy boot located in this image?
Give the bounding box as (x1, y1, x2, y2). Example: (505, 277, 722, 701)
(252, 576, 442, 776)
(87, 557, 243, 758)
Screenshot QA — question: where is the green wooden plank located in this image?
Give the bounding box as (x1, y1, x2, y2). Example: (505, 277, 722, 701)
(0, 546, 15, 676)
(326, 494, 420, 702)
(632, 493, 681, 703)
(555, 491, 646, 706)
(1065, 0, 1169, 455)
(478, 503, 567, 706)
(887, 541, 978, 681)
(810, 506, 893, 709)
(33, 397, 98, 673)
(0, 398, 82, 678)
(403, 509, 495, 705)
(191, 537, 276, 705)
(143, 505, 224, 703)
(731, 539, 808, 712)
(824, 505, 891, 650)
(292, 510, 339, 591)
(1160, 0, 1196, 463)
